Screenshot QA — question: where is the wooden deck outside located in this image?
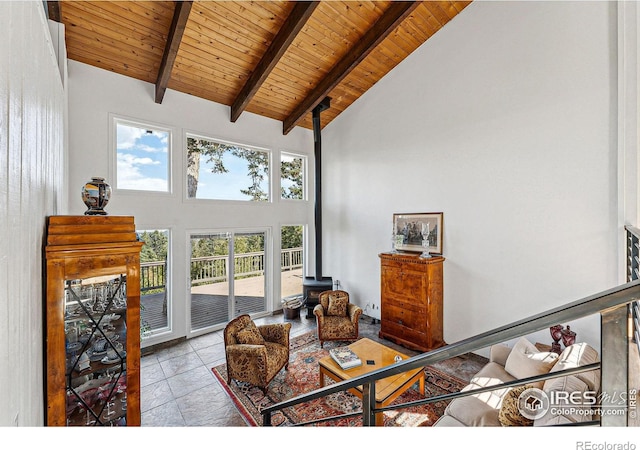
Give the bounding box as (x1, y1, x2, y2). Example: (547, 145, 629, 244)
(141, 268, 304, 332)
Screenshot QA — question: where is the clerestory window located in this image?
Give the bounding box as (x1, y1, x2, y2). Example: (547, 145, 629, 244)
(280, 152, 306, 200)
(186, 134, 270, 202)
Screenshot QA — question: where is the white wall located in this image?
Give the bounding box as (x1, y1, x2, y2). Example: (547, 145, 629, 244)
(67, 61, 314, 345)
(618, 1, 640, 271)
(322, 1, 618, 352)
(0, 2, 65, 426)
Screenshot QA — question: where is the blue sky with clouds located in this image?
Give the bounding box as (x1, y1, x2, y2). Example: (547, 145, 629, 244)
(116, 123, 168, 191)
(196, 150, 269, 201)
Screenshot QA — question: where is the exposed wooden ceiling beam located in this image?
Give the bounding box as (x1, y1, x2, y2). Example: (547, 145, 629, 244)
(231, 1, 319, 123)
(47, 1, 61, 22)
(155, 1, 193, 104)
(283, 1, 421, 135)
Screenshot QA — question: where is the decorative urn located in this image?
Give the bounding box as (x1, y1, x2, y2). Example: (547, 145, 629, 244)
(81, 177, 111, 215)
(549, 324, 563, 354)
(561, 325, 577, 348)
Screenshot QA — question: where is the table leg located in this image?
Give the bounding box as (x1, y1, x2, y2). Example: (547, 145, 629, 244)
(319, 368, 326, 387)
(419, 374, 425, 396)
(375, 408, 384, 427)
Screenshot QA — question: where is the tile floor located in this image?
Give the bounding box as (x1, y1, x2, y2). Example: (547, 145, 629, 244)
(139, 312, 487, 427)
(140, 312, 315, 426)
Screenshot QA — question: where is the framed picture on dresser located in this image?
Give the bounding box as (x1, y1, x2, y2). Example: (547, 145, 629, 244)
(393, 212, 443, 255)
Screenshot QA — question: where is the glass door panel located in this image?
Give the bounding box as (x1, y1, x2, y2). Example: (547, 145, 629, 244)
(280, 225, 304, 301)
(190, 233, 230, 330)
(233, 231, 267, 316)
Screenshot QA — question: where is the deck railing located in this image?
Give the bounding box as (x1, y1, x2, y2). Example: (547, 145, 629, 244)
(140, 247, 303, 292)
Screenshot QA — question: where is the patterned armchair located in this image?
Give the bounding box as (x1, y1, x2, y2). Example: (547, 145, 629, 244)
(223, 314, 292, 393)
(313, 290, 363, 348)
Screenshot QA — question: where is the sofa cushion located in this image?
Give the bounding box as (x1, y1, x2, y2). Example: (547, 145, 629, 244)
(549, 343, 600, 392)
(498, 385, 535, 426)
(432, 415, 466, 427)
(327, 294, 348, 316)
(534, 375, 593, 426)
(445, 393, 503, 426)
(444, 362, 515, 426)
(504, 337, 558, 388)
(490, 344, 512, 367)
(469, 362, 516, 409)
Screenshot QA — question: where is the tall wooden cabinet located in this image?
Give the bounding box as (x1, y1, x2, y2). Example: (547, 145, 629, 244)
(45, 216, 143, 426)
(378, 252, 445, 352)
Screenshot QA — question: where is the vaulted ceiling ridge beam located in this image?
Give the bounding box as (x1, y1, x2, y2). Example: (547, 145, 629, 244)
(155, 1, 193, 104)
(230, 1, 319, 123)
(282, 1, 421, 135)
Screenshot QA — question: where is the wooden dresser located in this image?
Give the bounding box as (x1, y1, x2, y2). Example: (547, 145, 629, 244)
(378, 252, 445, 352)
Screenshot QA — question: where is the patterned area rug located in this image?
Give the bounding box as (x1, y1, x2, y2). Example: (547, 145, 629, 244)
(211, 331, 466, 427)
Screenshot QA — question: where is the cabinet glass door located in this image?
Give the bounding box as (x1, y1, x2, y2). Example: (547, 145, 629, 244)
(64, 274, 128, 426)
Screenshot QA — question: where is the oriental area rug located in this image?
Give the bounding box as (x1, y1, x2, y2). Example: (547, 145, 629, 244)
(211, 331, 466, 427)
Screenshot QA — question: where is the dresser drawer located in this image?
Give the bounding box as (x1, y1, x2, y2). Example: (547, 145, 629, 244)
(384, 296, 426, 314)
(382, 303, 426, 331)
(381, 320, 426, 346)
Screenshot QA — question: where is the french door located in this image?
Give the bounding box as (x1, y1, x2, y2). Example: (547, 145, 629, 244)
(189, 230, 268, 331)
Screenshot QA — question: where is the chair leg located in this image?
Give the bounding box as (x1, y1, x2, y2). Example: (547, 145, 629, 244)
(320, 340, 324, 348)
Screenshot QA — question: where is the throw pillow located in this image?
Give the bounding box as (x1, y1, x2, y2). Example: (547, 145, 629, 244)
(236, 322, 265, 345)
(498, 385, 535, 426)
(504, 337, 558, 388)
(535, 375, 592, 426)
(327, 294, 348, 316)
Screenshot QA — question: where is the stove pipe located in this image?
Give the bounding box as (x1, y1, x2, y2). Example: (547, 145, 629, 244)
(312, 97, 330, 281)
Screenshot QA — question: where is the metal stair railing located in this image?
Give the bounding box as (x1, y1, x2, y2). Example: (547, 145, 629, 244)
(625, 225, 640, 355)
(262, 279, 640, 426)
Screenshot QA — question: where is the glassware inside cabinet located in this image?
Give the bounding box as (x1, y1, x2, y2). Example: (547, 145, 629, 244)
(64, 274, 128, 426)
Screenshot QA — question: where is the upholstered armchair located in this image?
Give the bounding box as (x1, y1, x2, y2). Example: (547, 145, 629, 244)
(313, 290, 363, 348)
(223, 314, 292, 392)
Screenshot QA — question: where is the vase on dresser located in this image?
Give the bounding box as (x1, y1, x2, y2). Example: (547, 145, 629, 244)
(82, 177, 112, 215)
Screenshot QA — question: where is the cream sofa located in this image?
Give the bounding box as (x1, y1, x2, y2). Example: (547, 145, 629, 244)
(433, 337, 601, 427)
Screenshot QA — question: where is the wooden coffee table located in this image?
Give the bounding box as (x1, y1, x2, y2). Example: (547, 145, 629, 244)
(318, 338, 425, 426)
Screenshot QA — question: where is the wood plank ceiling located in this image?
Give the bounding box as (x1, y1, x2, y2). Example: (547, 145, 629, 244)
(49, 1, 471, 134)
